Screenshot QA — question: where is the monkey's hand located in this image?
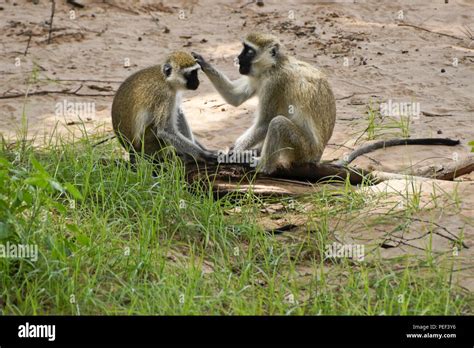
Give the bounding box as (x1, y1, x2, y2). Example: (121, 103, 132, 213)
(191, 52, 210, 71)
(200, 149, 219, 163)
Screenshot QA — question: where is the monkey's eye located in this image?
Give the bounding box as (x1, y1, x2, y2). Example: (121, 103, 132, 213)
(163, 63, 172, 77)
(242, 44, 255, 58)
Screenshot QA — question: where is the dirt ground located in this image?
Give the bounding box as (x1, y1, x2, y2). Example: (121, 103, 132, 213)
(0, 0, 473, 290)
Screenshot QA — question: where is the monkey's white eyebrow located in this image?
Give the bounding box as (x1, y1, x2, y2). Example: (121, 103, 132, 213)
(243, 41, 258, 51)
(182, 64, 200, 73)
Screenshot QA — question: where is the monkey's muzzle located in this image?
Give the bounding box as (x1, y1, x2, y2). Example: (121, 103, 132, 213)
(186, 79, 199, 90)
(239, 63, 251, 75)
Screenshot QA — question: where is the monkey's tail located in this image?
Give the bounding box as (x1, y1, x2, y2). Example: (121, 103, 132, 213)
(334, 138, 460, 166)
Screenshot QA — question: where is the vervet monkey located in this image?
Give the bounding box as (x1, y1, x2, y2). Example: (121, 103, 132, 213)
(193, 33, 336, 173)
(193, 33, 459, 173)
(111, 51, 217, 164)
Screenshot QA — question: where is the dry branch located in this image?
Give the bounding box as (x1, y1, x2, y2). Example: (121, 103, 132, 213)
(40, 78, 121, 84)
(102, 0, 139, 15)
(24, 31, 32, 56)
(422, 111, 453, 117)
(185, 155, 474, 198)
(397, 23, 463, 41)
(47, 0, 56, 44)
(414, 156, 474, 180)
(0, 87, 115, 99)
(185, 162, 377, 198)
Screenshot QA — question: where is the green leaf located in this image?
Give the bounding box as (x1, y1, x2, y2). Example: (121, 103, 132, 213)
(22, 190, 34, 205)
(0, 221, 12, 240)
(0, 157, 11, 169)
(0, 171, 8, 188)
(49, 179, 64, 193)
(29, 155, 49, 177)
(15, 205, 29, 214)
(0, 198, 8, 212)
(76, 234, 90, 247)
(64, 183, 83, 200)
(50, 201, 67, 214)
(66, 223, 81, 233)
(11, 196, 23, 209)
(24, 176, 49, 189)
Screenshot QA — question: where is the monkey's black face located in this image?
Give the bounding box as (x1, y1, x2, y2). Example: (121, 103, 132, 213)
(185, 69, 200, 90)
(238, 44, 255, 75)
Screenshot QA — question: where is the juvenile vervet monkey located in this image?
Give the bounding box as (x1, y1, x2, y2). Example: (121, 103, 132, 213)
(193, 33, 459, 173)
(111, 51, 217, 164)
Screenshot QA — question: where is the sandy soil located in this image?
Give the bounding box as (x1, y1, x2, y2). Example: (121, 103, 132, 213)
(0, 0, 473, 289)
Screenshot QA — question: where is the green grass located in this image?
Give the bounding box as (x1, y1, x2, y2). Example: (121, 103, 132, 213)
(0, 130, 472, 315)
(363, 100, 412, 141)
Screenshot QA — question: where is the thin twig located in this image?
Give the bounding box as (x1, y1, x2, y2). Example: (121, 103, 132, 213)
(460, 25, 474, 41)
(93, 134, 116, 147)
(40, 78, 121, 83)
(149, 11, 160, 28)
(47, 0, 56, 44)
(336, 93, 355, 100)
(102, 0, 139, 15)
(410, 217, 469, 249)
(336, 92, 379, 101)
(0, 87, 115, 99)
(24, 31, 32, 56)
(422, 111, 453, 117)
(72, 84, 83, 93)
(397, 23, 463, 41)
(240, 0, 256, 8)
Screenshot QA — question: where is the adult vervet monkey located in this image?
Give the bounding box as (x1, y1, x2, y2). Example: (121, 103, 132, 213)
(193, 33, 459, 173)
(112, 51, 217, 164)
(193, 33, 336, 173)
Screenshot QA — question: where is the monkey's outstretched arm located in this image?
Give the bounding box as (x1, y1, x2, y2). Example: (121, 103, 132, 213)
(194, 139, 209, 151)
(176, 108, 210, 151)
(176, 108, 194, 142)
(233, 123, 269, 153)
(205, 71, 255, 107)
(192, 52, 255, 107)
(334, 138, 460, 166)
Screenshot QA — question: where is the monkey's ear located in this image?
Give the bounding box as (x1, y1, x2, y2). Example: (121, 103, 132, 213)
(270, 43, 280, 57)
(163, 63, 172, 77)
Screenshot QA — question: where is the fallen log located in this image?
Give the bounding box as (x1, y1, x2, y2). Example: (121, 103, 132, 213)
(185, 156, 474, 198)
(96, 154, 474, 198)
(413, 156, 474, 180)
(185, 162, 378, 198)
